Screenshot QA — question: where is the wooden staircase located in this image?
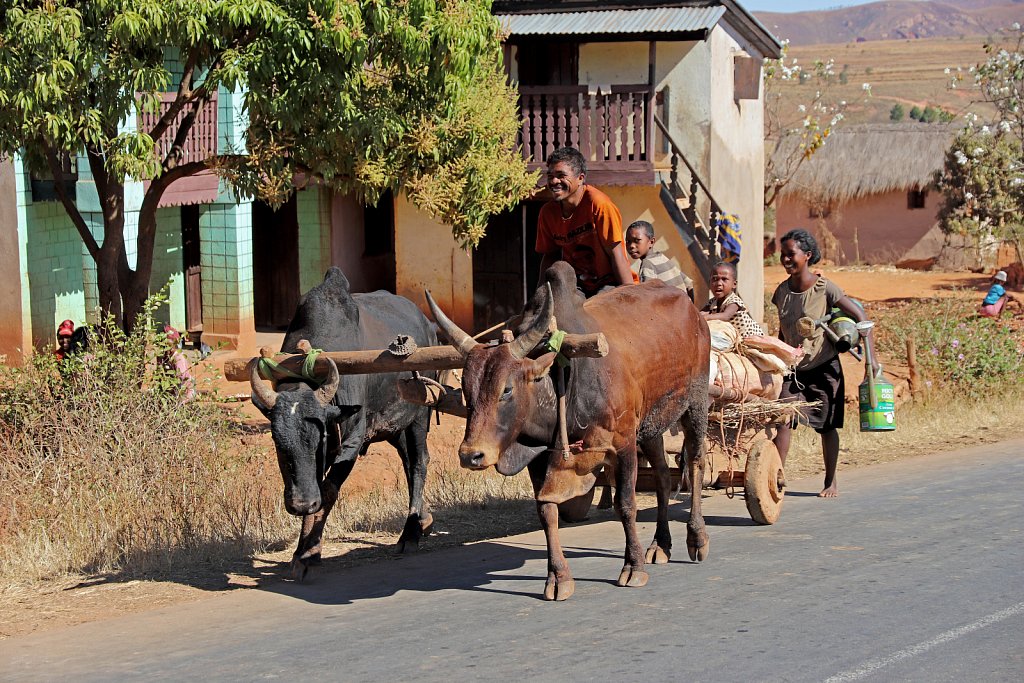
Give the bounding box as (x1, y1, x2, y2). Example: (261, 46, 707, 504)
(653, 114, 722, 282)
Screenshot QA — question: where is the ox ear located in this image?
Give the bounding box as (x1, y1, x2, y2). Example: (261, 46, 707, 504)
(325, 404, 361, 423)
(526, 352, 557, 381)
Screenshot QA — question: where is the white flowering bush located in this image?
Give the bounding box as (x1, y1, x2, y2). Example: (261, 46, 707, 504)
(763, 42, 866, 208)
(940, 26, 1024, 262)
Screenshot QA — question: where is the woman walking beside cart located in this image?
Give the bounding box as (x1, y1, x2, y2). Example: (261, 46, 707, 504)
(772, 229, 878, 498)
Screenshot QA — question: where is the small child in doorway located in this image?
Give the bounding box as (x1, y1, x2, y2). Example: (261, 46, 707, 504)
(979, 270, 1008, 318)
(700, 261, 764, 338)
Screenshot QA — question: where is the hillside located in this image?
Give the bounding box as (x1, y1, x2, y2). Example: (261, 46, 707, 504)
(757, 0, 1023, 46)
(777, 35, 1000, 125)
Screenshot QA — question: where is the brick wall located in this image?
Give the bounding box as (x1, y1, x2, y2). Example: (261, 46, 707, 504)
(18, 163, 87, 346)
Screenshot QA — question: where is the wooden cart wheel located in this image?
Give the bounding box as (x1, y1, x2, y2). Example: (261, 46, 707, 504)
(558, 484, 597, 523)
(744, 439, 785, 525)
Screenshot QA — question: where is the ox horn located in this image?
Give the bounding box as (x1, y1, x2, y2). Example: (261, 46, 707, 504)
(509, 283, 554, 360)
(425, 290, 478, 357)
(249, 361, 279, 411)
(314, 357, 341, 406)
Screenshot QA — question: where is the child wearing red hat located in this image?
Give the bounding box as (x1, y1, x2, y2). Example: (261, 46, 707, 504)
(54, 320, 75, 360)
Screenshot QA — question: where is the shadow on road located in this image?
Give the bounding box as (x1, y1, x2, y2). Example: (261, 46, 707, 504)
(63, 494, 752, 606)
(256, 541, 626, 605)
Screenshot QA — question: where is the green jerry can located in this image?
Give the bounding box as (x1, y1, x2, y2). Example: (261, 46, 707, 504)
(859, 372, 896, 432)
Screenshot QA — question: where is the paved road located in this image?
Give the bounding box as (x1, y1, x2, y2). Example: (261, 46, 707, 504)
(3, 440, 1022, 682)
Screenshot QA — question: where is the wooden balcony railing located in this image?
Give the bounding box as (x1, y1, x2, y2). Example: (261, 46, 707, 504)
(139, 91, 220, 207)
(519, 84, 654, 183)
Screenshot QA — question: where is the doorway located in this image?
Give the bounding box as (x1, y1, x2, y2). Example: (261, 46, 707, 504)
(252, 195, 300, 329)
(472, 201, 544, 333)
(181, 205, 203, 336)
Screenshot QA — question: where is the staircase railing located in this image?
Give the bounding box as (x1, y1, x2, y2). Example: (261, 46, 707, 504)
(653, 114, 722, 260)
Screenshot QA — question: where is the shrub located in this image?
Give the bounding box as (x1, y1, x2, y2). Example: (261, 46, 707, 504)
(889, 103, 905, 121)
(875, 296, 1024, 397)
(909, 105, 923, 120)
(0, 292, 291, 584)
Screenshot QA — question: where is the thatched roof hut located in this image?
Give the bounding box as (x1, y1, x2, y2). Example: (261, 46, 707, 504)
(772, 123, 957, 204)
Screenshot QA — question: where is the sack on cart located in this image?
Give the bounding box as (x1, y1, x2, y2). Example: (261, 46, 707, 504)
(712, 350, 783, 400)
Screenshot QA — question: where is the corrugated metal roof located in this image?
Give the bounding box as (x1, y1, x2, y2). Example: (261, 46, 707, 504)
(495, 6, 727, 36)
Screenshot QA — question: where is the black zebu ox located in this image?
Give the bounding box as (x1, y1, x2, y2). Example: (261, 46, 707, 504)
(250, 267, 436, 577)
(427, 262, 711, 600)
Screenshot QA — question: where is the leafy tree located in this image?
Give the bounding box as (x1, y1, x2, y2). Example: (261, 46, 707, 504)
(909, 105, 923, 120)
(889, 103, 905, 121)
(939, 25, 1024, 263)
(921, 106, 939, 123)
(763, 42, 868, 209)
(0, 0, 534, 329)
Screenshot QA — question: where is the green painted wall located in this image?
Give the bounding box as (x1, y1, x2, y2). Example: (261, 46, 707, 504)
(297, 186, 331, 294)
(15, 159, 87, 347)
(151, 206, 185, 329)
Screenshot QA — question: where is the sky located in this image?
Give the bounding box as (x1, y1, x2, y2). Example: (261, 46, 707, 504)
(743, 0, 882, 12)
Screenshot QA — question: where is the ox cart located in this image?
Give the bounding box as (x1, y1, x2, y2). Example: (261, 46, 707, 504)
(226, 334, 793, 527)
(555, 383, 791, 526)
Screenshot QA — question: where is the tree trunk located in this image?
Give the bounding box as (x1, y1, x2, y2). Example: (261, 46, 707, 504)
(95, 244, 123, 325)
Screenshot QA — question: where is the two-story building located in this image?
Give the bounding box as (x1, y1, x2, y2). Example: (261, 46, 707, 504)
(0, 0, 780, 363)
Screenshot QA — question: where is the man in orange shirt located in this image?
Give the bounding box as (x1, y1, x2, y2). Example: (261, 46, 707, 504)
(536, 147, 637, 296)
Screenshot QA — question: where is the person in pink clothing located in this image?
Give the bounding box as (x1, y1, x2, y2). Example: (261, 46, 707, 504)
(161, 326, 196, 401)
(978, 270, 1009, 318)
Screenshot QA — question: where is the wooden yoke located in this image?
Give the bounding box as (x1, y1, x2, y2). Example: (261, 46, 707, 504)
(223, 332, 609, 382)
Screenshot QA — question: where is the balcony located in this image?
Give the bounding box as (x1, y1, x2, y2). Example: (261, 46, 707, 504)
(138, 91, 220, 207)
(519, 84, 657, 186)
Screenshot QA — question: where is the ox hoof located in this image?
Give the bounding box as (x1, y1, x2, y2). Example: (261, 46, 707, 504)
(543, 575, 575, 601)
(645, 544, 671, 564)
(616, 566, 649, 588)
(396, 516, 426, 554)
(686, 535, 710, 562)
(395, 537, 421, 554)
(419, 512, 435, 536)
(289, 558, 312, 582)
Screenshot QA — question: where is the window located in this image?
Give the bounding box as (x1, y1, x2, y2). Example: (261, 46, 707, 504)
(907, 188, 928, 209)
(30, 154, 77, 202)
(734, 56, 761, 101)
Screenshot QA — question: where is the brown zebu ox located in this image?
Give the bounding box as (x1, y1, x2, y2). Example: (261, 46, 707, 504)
(427, 262, 710, 600)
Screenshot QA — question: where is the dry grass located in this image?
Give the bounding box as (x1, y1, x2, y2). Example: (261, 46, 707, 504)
(321, 455, 534, 538)
(783, 387, 1024, 483)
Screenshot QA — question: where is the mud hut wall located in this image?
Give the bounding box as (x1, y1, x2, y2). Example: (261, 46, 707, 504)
(393, 196, 474, 332)
(775, 190, 942, 265)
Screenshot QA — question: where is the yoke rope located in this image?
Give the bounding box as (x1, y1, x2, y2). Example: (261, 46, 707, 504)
(257, 348, 325, 386)
(543, 329, 571, 369)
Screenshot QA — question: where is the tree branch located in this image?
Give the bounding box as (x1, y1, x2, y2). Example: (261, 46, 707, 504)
(148, 50, 201, 143)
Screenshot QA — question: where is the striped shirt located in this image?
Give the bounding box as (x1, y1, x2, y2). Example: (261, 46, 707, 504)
(631, 249, 694, 292)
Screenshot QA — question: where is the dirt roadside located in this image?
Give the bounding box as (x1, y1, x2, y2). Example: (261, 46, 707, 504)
(3, 265, 1021, 640)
